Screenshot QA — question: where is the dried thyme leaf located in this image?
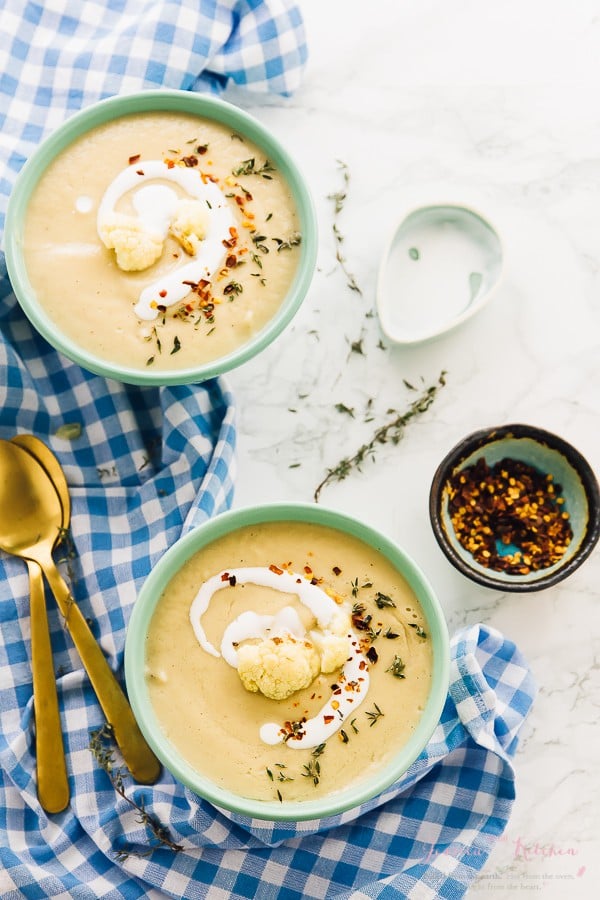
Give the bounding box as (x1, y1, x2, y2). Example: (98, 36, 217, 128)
(374, 592, 396, 609)
(409, 623, 428, 639)
(232, 158, 275, 178)
(386, 656, 406, 678)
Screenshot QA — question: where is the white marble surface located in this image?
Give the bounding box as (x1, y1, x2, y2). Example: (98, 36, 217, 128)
(224, 2, 600, 896)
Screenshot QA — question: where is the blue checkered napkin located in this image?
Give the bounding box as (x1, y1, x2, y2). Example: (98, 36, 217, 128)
(0, 622, 535, 899)
(0, 0, 308, 226)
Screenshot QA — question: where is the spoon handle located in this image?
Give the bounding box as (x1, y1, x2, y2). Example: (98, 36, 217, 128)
(41, 556, 161, 785)
(28, 559, 70, 813)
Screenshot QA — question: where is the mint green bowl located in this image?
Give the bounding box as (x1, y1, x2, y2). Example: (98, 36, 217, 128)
(124, 503, 450, 822)
(4, 90, 317, 386)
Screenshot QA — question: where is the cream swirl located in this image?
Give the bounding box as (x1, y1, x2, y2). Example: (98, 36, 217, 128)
(96, 160, 235, 320)
(189, 566, 370, 749)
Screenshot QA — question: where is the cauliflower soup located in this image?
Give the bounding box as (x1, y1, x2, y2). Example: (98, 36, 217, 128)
(22, 111, 302, 372)
(145, 520, 433, 803)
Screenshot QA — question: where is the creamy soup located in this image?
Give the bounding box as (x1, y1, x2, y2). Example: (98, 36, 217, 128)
(23, 112, 301, 372)
(145, 521, 433, 803)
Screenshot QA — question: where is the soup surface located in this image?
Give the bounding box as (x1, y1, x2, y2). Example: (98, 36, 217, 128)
(145, 521, 433, 803)
(23, 112, 301, 371)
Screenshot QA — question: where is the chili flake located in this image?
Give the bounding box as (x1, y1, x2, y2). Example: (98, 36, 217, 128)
(446, 456, 573, 574)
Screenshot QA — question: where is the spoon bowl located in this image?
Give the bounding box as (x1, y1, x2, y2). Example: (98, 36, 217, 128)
(12, 434, 71, 520)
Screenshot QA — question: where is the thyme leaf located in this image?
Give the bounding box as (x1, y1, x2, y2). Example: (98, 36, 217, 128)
(409, 623, 428, 639)
(386, 655, 406, 678)
(272, 232, 301, 251)
(374, 591, 396, 610)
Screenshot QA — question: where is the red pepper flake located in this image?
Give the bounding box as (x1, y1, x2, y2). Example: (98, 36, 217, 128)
(359, 660, 367, 670)
(165, 159, 176, 169)
(296, 578, 302, 584)
(366, 647, 379, 664)
(332, 566, 342, 576)
(197, 144, 208, 155)
(182, 155, 198, 167)
(226, 254, 237, 268)
(128, 153, 141, 165)
(220, 572, 230, 582)
(447, 456, 573, 574)
(281, 719, 307, 742)
(136, 169, 145, 176)
(159, 290, 167, 298)
(269, 564, 283, 575)
(323, 715, 335, 725)
(303, 565, 312, 575)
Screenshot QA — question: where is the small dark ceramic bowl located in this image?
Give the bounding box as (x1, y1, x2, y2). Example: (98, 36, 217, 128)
(429, 424, 600, 592)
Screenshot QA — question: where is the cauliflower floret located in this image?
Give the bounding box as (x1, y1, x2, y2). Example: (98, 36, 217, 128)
(99, 213, 164, 271)
(169, 199, 210, 256)
(311, 631, 351, 674)
(237, 635, 320, 700)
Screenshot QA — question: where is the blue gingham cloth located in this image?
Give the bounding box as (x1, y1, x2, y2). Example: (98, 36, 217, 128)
(0, 619, 535, 899)
(0, 3, 536, 898)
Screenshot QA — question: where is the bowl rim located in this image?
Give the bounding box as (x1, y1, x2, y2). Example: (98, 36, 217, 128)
(429, 423, 600, 592)
(124, 501, 450, 822)
(4, 89, 318, 386)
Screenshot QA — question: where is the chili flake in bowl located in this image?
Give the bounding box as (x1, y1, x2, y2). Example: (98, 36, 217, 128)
(429, 424, 600, 591)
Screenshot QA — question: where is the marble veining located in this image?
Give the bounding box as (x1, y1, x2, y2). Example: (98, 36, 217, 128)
(225, 3, 600, 896)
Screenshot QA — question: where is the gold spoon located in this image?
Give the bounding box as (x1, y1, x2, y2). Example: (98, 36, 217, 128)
(10, 434, 70, 813)
(0, 439, 161, 784)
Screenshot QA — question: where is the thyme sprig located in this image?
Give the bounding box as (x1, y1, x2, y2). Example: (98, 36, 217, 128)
(328, 160, 362, 295)
(301, 743, 326, 787)
(89, 724, 182, 860)
(314, 371, 447, 502)
(365, 703, 385, 727)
